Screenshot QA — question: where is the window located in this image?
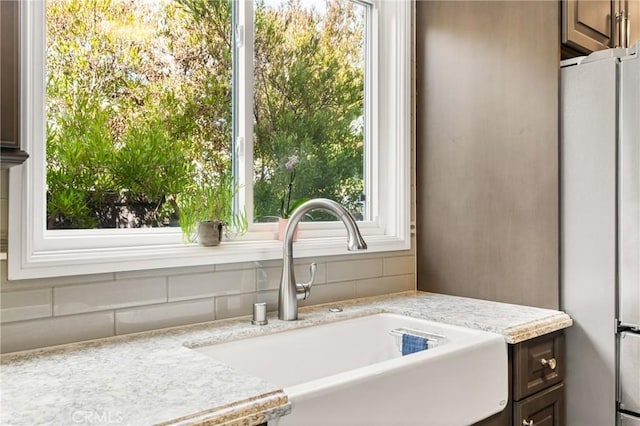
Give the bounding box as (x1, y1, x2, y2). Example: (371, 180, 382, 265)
(8, 0, 412, 279)
(45, 0, 366, 230)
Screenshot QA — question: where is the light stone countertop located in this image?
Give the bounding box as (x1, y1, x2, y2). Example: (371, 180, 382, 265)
(0, 291, 572, 426)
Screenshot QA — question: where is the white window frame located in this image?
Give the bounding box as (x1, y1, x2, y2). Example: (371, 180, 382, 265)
(8, 0, 412, 280)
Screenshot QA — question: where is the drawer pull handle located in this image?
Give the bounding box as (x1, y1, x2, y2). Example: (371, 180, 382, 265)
(541, 357, 557, 370)
(523, 420, 534, 426)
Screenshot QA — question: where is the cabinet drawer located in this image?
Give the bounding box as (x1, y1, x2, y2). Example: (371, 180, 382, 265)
(514, 382, 564, 426)
(514, 331, 564, 400)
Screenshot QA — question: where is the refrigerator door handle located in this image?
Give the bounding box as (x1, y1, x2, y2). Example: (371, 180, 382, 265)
(619, 332, 640, 415)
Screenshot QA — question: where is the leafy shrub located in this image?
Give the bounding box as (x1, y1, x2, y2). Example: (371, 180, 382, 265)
(45, 0, 365, 230)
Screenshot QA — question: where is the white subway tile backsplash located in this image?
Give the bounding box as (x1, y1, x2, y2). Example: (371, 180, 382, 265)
(115, 265, 215, 280)
(256, 290, 278, 313)
(326, 258, 383, 283)
(168, 269, 256, 301)
(0, 311, 114, 353)
(215, 260, 278, 272)
(355, 274, 414, 298)
(1, 288, 52, 322)
(54, 278, 167, 316)
(383, 255, 415, 276)
(214, 293, 257, 320)
(256, 266, 280, 291)
(115, 299, 215, 335)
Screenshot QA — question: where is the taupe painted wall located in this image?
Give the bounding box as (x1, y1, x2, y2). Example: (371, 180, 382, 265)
(416, 1, 559, 309)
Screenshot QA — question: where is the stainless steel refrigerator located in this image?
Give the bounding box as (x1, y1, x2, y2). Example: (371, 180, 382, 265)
(561, 42, 640, 426)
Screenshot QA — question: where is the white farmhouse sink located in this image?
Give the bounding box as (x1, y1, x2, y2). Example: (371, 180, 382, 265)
(194, 313, 508, 426)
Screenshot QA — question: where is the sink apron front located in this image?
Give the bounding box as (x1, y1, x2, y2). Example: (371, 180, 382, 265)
(195, 313, 508, 426)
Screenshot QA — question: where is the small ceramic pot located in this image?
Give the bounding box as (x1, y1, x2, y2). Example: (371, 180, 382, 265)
(197, 220, 224, 246)
(277, 218, 298, 241)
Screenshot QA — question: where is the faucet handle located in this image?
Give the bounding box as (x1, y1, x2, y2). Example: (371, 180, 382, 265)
(307, 263, 317, 285)
(296, 263, 317, 301)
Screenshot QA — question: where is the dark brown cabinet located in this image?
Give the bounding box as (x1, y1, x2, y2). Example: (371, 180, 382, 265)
(475, 331, 566, 426)
(515, 383, 565, 426)
(562, 0, 640, 57)
(1, 1, 28, 168)
(514, 332, 564, 401)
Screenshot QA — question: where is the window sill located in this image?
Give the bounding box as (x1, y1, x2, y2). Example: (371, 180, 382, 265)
(8, 234, 410, 280)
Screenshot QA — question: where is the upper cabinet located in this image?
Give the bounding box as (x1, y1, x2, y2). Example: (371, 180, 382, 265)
(562, 0, 640, 58)
(562, 0, 614, 53)
(1, 1, 28, 168)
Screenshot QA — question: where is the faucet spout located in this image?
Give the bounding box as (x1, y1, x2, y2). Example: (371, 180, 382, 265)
(278, 198, 367, 321)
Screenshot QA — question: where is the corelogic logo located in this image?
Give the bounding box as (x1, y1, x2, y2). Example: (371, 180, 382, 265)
(71, 409, 124, 425)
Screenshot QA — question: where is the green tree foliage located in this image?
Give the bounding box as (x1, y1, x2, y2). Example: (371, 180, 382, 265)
(46, 0, 365, 229)
(46, 0, 231, 228)
(253, 0, 365, 221)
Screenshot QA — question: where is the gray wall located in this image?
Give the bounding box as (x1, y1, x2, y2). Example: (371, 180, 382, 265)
(416, 1, 560, 308)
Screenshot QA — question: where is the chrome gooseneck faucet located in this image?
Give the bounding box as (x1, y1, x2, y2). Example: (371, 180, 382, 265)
(278, 198, 367, 321)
